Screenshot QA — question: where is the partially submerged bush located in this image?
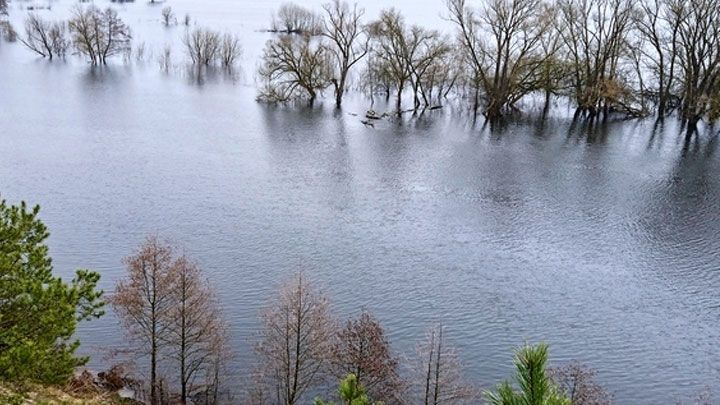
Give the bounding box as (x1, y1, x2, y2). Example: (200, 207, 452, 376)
(218, 32, 242, 68)
(183, 27, 220, 66)
(1, 21, 16, 42)
(161, 6, 174, 27)
(270, 3, 322, 35)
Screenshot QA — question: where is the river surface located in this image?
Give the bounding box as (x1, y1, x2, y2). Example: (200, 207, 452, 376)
(1, 1, 720, 403)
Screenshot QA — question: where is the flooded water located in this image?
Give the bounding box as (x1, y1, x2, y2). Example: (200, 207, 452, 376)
(1, 1, 720, 403)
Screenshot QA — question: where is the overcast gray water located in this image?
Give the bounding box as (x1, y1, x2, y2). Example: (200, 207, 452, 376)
(1, 0, 720, 403)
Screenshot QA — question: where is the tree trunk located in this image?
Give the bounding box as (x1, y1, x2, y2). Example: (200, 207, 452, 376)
(396, 84, 403, 115)
(335, 74, 347, 108)
(151, 325, 157, 405)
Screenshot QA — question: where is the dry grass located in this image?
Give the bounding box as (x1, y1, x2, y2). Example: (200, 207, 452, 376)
(0, 382, 134, 405)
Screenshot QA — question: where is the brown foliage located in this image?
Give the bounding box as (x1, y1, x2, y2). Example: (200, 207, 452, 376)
(109, 236, 176, 405)
(111, 237, 229, 405)
(166, 255, 229, 404)
(97, 365, 128, 392)
(329, 311, 404, 403)
(411, 325, 477, 405)
(253, 273, 337, 405)
(549, 362, 612, 405)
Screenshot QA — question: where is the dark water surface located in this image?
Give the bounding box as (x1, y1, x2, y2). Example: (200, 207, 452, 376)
(2, 1, 720, 403)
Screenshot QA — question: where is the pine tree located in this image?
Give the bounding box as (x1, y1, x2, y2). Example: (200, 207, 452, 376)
(0, 199, 104, 384)
(485, 343, 570, 405)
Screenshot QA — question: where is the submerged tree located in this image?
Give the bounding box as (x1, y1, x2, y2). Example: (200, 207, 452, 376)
(254, 273, 337, 405)
(257, 34, 333, 104)
(485, 343, 570, 405)
(406, 27, 452, 109)
(633, 0, 682, 116)
(0, 200, 104, 384)
(556, 0, 638, 116)
(68, 5, 131, 65)
(673, 0, 720, 126)
(412, 325, 476, 405)
(19, 13, 68, 60)
(330, 311, 404, 402)
(161, 6, 175, 27)
(218, 32, 243, 68)
(110, 236, 176, 405)
(447, 0, 558, 118)
(366, 9, 452, 112)
(367, 9, 412, 112)
(183, 27, 242, 69)
(321, 0, 369, 108)
(183, 27, 221, 66)
(271, 3, 322, 36)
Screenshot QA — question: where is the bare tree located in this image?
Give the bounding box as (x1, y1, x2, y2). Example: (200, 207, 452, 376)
(202, 322, 231, 405)
(0, 0, 8, 17)
(367, 11, 452, 112)
(633, 0, 682, 115)
(68, 5, 131, 65)
(361, 53, 395, 102)
(271, 3, 322, 36)
(110, 236, 176, 405)
(406, 27, 452, 109)
(218, 32, 242, 68)
(183, 27, 221, 66)
(257, 34, 332, 104)
(97, 7, 132, 64)
(549, 363, 612, 405)
(68, 5, 97, 64)
(367, 9, 413, 113)
(673, 0, 720, 126)
(321, 0, 369, 108)
(254, 273, 337, 405)
(20, 14, 67, 60)
(330, 311, 404, 402)
(447, 0, 558, 119)
(556, 0, 638, 116)
(161, 6, 175, 27)
(412, 325, 477, 405)
(158, 44, 172, 72)
(166, 255, 228, 405)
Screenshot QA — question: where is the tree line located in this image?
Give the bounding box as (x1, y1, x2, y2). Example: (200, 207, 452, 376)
(4, 0, 718, 127)
(8, 3, 241, 70)
(0, 198, 622, 405)
(258, 0, 720, 127)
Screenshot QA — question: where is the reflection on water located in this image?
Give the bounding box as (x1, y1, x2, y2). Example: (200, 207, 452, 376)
(1, 2, 720, 403)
